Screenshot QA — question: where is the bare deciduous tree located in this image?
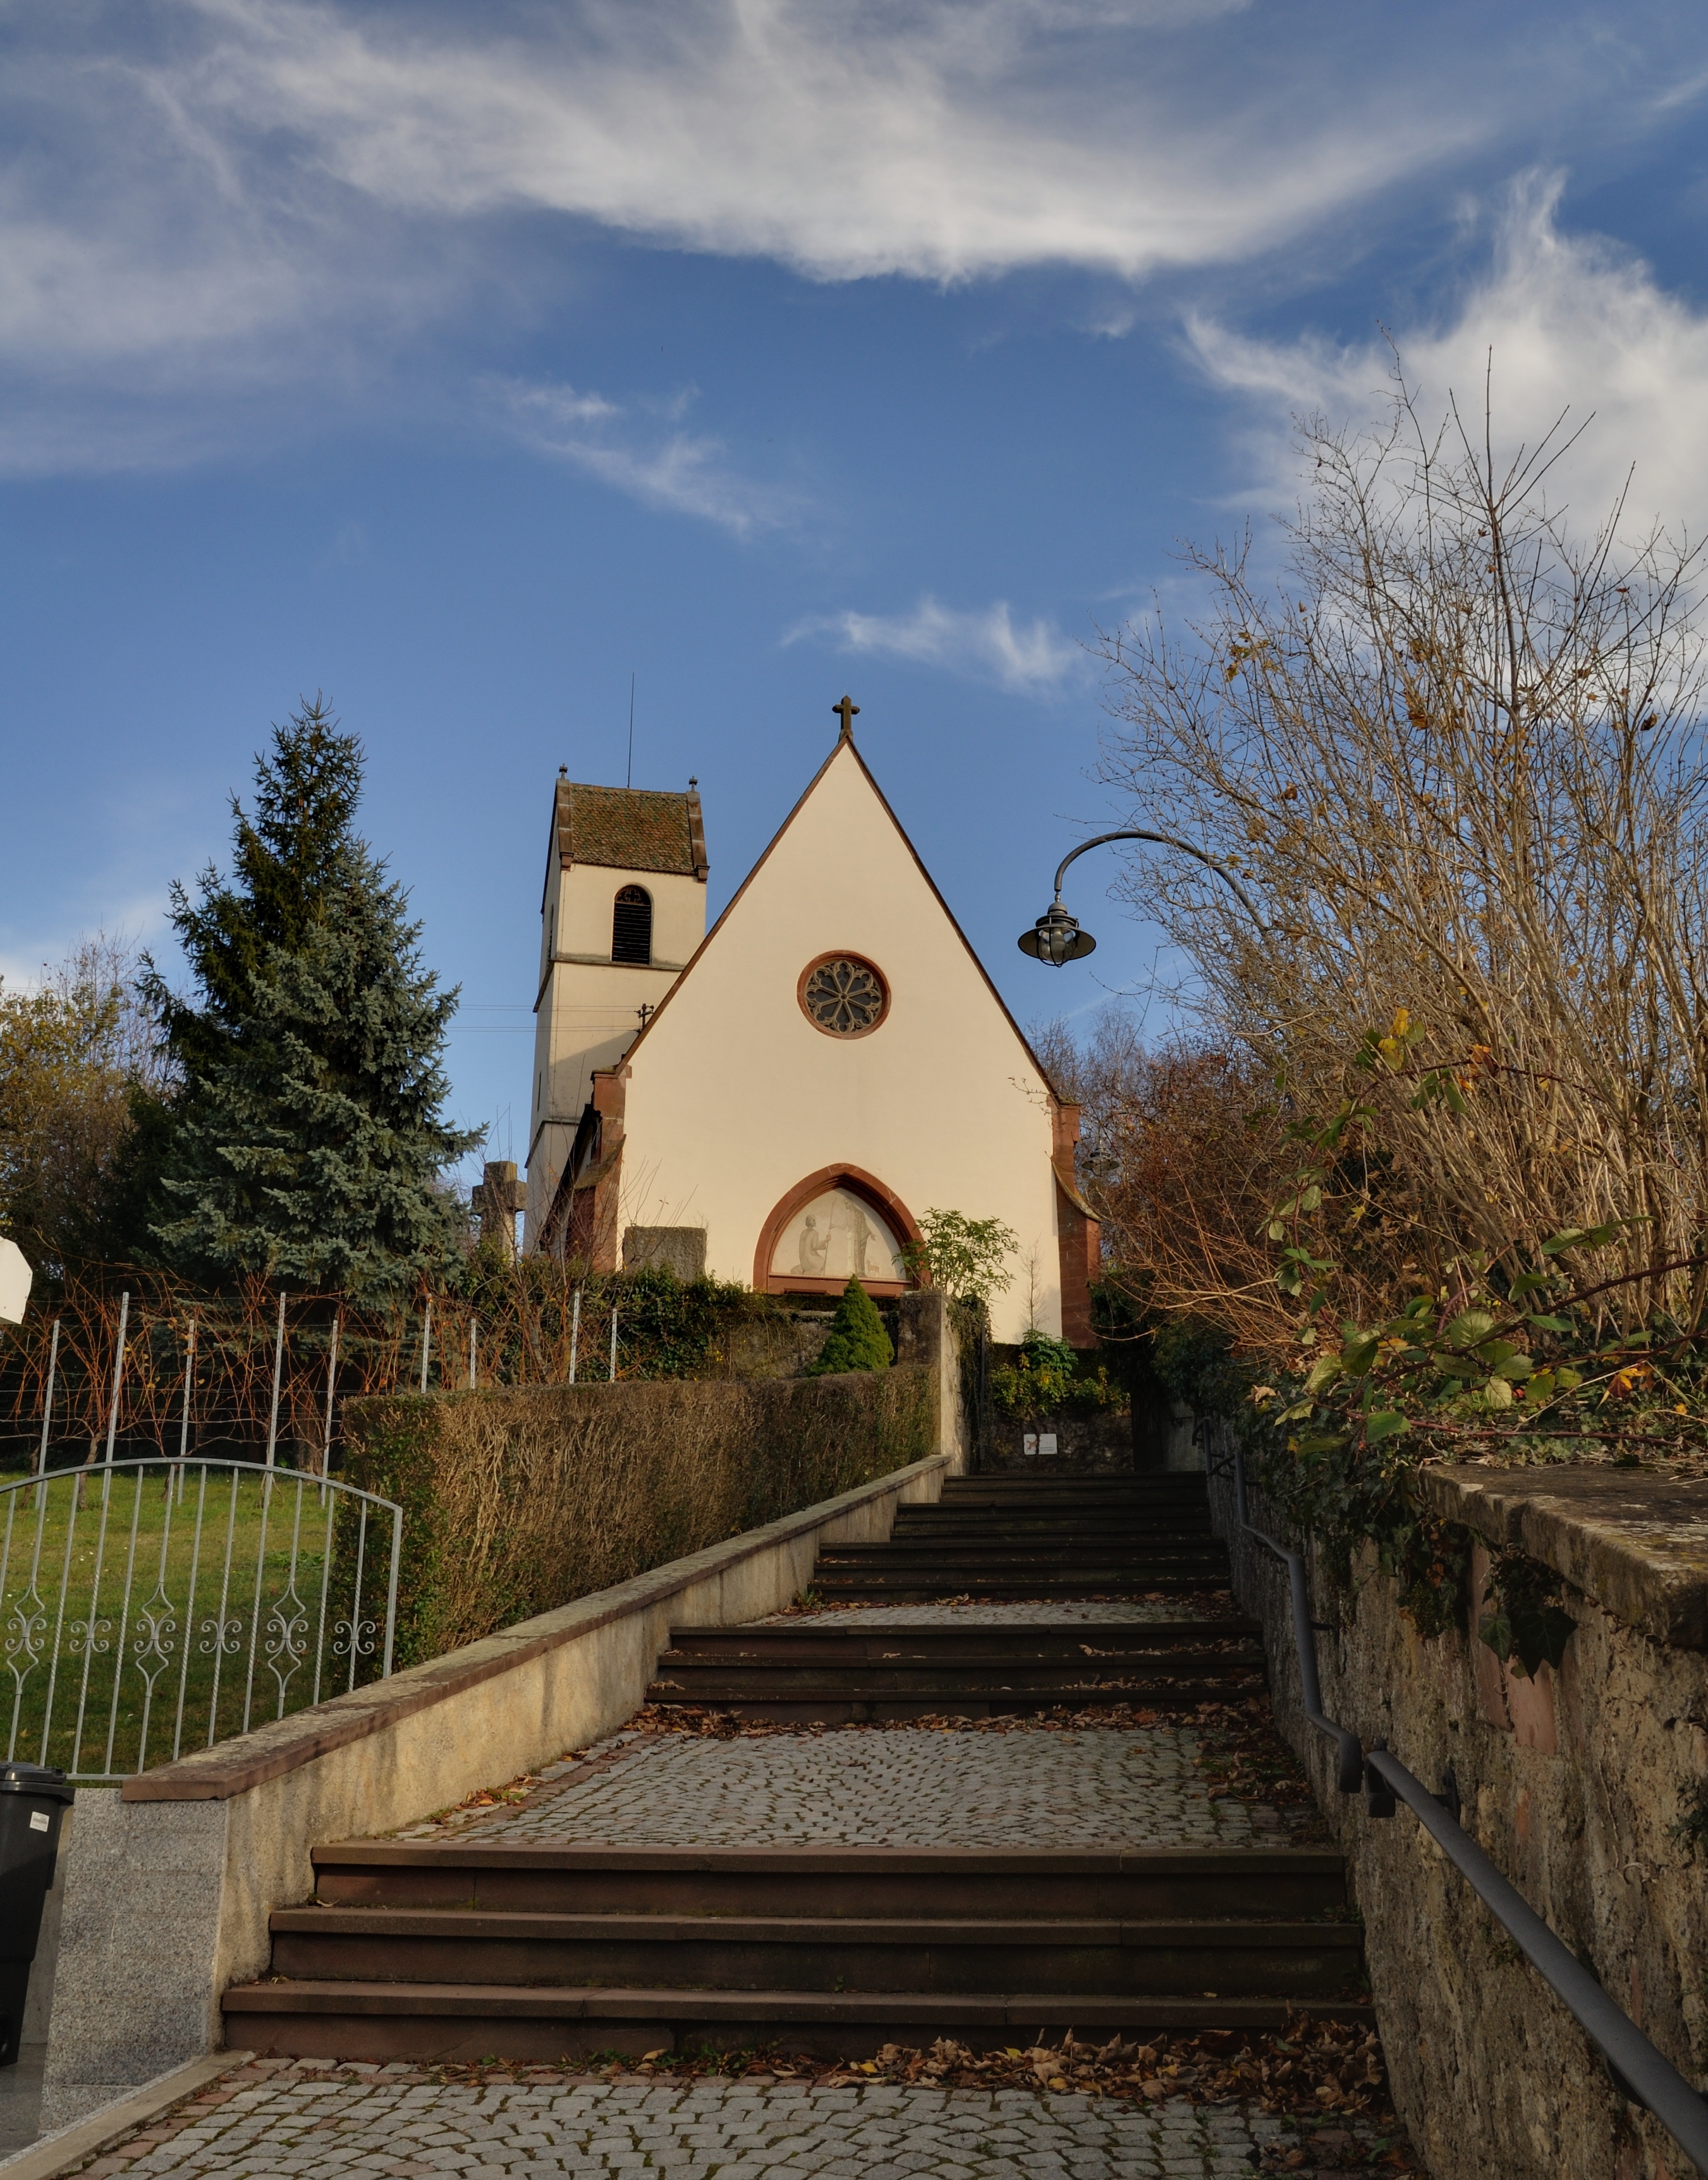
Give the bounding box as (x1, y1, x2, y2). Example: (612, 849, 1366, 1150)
(1096, 379, 1708, 1343)
(0, 937, 174, 1272)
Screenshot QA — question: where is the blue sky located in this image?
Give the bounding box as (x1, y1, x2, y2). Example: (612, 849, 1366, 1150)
(6, 0, 1708, 1179)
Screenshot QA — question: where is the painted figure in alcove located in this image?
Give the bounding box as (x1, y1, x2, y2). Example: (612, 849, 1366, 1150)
(844, 1202, 875, 1278)
(794, 1215, 830, 1277)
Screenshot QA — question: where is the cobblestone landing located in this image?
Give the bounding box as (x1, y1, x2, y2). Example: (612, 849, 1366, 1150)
(474, 1727, 1260, 1849)
(77, 2064, 1359, 2180)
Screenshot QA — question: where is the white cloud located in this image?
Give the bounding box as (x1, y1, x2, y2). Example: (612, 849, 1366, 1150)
(1, 4, 1702, 477)
(1187, 171, 1708, 540)
(793, 595, 1083, 692)
(0, 0, 1642, 459)
(492, 378, 797, 535)
(189, 0, 1441, 287)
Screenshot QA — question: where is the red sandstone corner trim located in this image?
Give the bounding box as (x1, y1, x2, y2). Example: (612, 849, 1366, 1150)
(121, 1452, 948, 1803)
(1054, 1173, 1099, 1349)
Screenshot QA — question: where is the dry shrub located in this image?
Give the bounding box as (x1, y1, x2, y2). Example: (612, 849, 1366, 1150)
(1097, 384, 1708, 1340)
(1096, 1044, 1298, 1357)
(342, 1370, 937, 1664)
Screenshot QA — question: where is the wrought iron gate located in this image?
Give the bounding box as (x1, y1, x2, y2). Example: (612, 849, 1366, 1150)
(0, 1459, 403, 1781)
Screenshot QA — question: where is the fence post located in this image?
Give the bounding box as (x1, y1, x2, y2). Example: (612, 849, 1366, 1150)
(609, 1302, 618, 1382)
(570, 1288, 581, 1385)
(418, 1297, 432, 1394)
(177, 1313, 196, 1461)
(468, 1317, 478, 1390)
(176, 1313, 196, 1501)
(35, 1318, 59, 1480)
(102, 1292, 130, 1468)
(322, 1313, 341, 1475)
(264, 1291, 286, 1469)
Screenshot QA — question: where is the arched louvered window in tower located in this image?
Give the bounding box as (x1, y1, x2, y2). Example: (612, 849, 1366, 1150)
(612, 885, 653, 965)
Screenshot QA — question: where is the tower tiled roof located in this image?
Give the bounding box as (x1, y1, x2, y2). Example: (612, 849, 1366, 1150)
(552, 781, 709, 880)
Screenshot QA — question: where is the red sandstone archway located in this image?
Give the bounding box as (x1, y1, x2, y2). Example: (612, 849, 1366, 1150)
(753, 1166, 922, 1298)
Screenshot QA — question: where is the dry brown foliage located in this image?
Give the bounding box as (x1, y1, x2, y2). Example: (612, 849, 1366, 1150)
(1094, 1042, 1302, 1358)
(1, 1270, 415, 1467)
(340, 1372, 937, 1660)
(335, 2017, 1410, 2154)
(0, 937, 171, 1272)
(1096, 384, 1708, 1343)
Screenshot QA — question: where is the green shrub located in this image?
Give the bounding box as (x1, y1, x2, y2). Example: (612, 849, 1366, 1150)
(990, 1327, 1126, 1418)
(807, 1277, 894, 1375)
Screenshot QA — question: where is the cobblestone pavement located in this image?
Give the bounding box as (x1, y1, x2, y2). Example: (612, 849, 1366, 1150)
(76, 2061, 1381, 2180)
(473, 1728, 1262, 1849)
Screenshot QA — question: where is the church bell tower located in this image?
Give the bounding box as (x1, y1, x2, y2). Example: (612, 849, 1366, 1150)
(525, 774, 709, 1249)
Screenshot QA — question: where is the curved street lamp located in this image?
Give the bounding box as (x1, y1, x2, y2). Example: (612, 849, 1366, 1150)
(1018, 829, 1269, 965)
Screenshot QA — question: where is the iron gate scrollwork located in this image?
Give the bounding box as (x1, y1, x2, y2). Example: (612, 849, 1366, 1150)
(0, 1459, 402, 1782)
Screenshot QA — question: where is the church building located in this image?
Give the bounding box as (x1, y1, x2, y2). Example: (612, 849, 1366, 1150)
(523, 703, 1098, 1344)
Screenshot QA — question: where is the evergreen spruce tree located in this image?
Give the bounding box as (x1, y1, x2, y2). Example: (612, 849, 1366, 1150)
(142, 699, 480, 1298)
(806, 1276, 894, 1375)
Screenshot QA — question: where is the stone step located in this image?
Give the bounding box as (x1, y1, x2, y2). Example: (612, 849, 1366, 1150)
(644, 1664, 1262, 1719)
(820, 1552, 1230, 1569)
(659, 1648, 1254, 1676)
(263, 1908, 1362, 1998)
(220, 1980, 1375, 2064)
(939, 1479, 1209, 1496)
(809, 1573, 1231, 1600)
(815, 1551, 1230, 1573)
(663, 1622, 1259, 1661)
(641, 1690, 1262, 1724)
(652, 1654, 1256, 1684)
(889, 1514, 1217, 1535)
(307, 1845, 1348, 1922)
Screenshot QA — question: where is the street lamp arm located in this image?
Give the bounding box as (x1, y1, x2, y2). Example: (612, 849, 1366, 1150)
(1051, 829, 1269, 935)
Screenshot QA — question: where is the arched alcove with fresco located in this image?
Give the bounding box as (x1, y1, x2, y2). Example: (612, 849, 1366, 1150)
(753, 1166, 921, 1298)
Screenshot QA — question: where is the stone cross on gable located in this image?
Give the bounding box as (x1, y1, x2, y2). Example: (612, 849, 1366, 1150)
(833, 694, 860, 741)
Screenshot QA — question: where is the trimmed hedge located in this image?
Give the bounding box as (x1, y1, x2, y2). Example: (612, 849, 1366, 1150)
(340, 1364, 936, 1667)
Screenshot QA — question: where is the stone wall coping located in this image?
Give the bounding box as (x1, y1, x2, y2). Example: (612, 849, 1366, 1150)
(1418, 1462, 1708, 1649)
(121, 1452, 949, 1803)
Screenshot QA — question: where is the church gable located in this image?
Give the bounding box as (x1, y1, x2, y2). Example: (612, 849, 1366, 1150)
(578, 720, 1090, 1343)
(629, 731, 1053, 1097)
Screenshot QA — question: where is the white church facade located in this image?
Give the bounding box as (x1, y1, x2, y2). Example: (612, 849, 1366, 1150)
(523, 707, 1099, 1345)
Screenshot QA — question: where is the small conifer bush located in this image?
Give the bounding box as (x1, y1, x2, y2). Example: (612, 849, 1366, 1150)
(807, 1275, 894, 1375)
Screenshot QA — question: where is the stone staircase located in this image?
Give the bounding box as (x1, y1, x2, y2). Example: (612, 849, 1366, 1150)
(222, 1474, 1370, 2062)
(810, 1475, 1231, 1599)
(644, 1620, 1266, 1722)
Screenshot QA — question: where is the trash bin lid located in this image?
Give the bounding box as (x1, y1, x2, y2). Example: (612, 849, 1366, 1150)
(0, 1764, 73, 1805)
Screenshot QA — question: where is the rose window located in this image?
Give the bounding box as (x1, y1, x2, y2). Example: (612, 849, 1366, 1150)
(800, 956, 889, 1037)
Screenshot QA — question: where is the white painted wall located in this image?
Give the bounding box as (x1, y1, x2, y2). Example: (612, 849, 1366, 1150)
(618, 739, 1064, 1341)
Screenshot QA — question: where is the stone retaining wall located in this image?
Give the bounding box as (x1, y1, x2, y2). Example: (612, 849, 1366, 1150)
(1207, 1449, 1708, 2180)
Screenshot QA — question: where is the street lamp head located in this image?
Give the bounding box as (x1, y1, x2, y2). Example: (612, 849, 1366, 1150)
(1018, 900, 1095, 966)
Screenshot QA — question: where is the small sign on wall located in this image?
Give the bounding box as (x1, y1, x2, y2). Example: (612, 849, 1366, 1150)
(1022, 1433, 1059, 1459)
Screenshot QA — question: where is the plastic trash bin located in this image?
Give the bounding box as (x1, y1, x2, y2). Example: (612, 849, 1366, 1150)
(0, 1763, 73, 2068)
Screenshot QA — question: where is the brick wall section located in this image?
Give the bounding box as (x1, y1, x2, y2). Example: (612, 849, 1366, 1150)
(1049, 1101, 1100, 1349)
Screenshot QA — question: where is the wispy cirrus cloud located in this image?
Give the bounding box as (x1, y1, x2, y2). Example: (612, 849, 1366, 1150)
(3, 0, 1695, 472)
(1186, 171, 1708, 539)
(790, 595, 1084, 692)
(492, 378, 798, 535)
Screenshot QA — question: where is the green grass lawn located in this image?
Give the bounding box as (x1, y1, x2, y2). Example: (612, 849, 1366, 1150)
(0, 1462, 394, 1778)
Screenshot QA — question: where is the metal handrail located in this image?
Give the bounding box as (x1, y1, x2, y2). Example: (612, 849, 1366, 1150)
(1220, 1436, 1708, 2174)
